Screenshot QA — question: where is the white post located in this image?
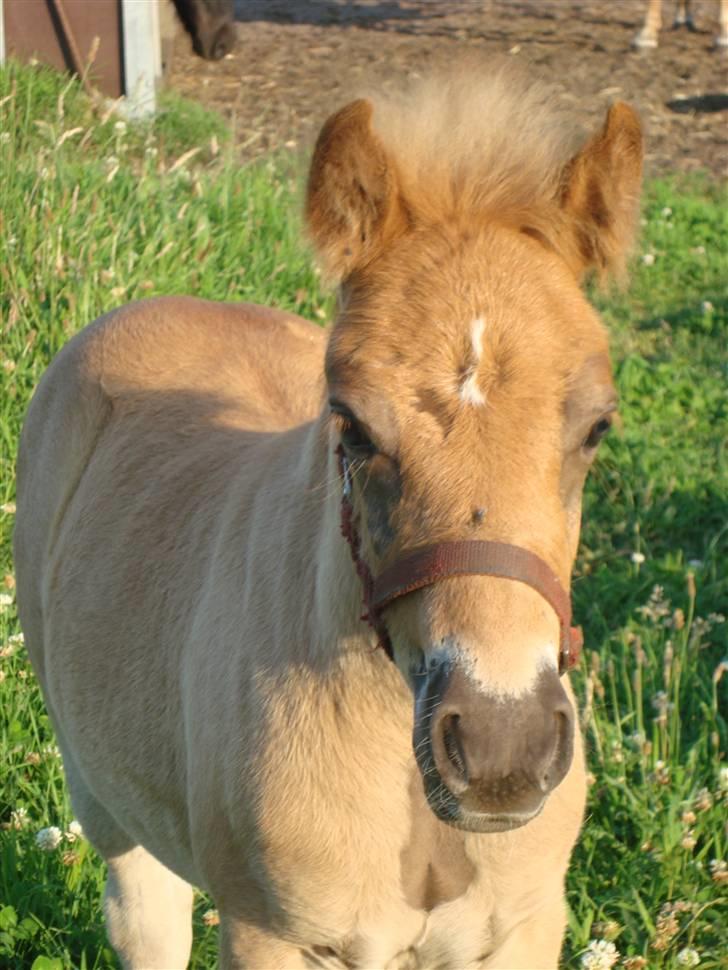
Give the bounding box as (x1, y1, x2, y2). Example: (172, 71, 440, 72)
(120, 0, 161, 116)
(0, 0, 6, 64)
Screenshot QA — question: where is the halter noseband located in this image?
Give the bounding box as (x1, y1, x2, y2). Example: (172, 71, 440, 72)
(337, 446, 583, 674)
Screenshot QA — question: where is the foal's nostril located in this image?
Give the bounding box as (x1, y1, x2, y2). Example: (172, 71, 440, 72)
(442, 714, 468, 785)
(539, 709, 572, 792)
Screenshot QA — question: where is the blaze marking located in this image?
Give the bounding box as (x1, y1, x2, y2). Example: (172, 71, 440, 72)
(428, 637, 556, 699)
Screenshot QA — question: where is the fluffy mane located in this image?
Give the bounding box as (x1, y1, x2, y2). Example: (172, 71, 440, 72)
(368, 64, 582, 231)
(306, 63, 642, 283)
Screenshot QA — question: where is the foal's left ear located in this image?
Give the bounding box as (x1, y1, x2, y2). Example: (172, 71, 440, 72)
(559, 102, 643, 282)
(306, 99, 406, 280)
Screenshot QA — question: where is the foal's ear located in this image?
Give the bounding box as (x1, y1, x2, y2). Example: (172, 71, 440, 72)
(306, 99, 405, 280)
(559, 102, 643, 282)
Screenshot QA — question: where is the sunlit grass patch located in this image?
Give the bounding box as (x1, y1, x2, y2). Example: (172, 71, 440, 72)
(1, 60, 726, 968)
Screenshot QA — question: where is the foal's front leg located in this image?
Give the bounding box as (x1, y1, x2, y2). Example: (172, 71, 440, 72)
(482, 897, 567, 970)
(104, 846, 194, 970)
(220, 918, 311, 970)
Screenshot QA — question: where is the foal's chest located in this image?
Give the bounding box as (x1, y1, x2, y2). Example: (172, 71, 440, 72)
(295, 792, 494, 969)
(314, 889, 493, 970)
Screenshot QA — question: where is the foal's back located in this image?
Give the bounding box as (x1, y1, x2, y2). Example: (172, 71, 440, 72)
(15, 295, 325, 600)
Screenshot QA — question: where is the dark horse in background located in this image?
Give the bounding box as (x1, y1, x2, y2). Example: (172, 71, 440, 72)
(171, 0, 237, 60)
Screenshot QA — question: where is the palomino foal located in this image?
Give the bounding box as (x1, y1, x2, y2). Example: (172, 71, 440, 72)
(15, 70, 642, 969)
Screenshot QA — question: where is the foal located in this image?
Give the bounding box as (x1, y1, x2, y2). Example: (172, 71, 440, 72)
(15, 69, 642, 968)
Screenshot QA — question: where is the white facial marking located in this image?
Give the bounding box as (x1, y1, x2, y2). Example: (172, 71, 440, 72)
(428, 637, 557, 699)
(470, 316, 486, 359)
(459, 316, 486, 406)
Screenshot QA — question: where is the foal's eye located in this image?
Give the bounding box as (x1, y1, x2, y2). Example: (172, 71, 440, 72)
(334, 413, 377, 458)
(583, 416, 613, 451)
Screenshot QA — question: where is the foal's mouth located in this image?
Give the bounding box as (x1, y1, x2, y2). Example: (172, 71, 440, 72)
(436, 799, 546, 834)
(419, 761, 547, 833)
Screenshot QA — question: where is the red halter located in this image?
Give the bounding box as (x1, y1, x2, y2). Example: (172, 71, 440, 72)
(336, 446, 583, 674)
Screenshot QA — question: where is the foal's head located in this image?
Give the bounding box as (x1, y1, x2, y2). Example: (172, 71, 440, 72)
(307, 70, 642, 832)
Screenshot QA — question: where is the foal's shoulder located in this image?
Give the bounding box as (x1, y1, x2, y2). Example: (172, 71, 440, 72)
(53, 296, 325, 393)
(95, 295, 323, 371)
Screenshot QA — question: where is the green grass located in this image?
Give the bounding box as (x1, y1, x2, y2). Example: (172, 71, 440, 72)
(1, 60, 726, 969)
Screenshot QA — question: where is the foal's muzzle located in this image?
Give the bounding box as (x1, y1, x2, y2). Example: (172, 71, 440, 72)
(413, 658, 574, 831)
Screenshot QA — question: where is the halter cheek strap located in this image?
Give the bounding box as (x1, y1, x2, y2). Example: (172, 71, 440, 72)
(336, 447, 583, 674)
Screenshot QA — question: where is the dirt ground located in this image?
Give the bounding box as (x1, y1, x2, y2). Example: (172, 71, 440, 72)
(166, 0, 728, 179)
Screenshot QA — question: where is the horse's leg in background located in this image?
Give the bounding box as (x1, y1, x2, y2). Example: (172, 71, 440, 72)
(634, 0, 663, 48)
(62, 744, 193, 969)
(718, 0, 728, 48)
(672, 0, 695, 30)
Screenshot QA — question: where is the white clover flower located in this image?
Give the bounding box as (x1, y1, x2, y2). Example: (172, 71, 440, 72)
(580, 939, 619, 970)
(641, 253, 655, 266)
(9, 807, 30, 829)
(652, 760, 670, 784)
(681, 832, 697, 850)
(0, 593, 14, 611)
(701, 301, 713, 314)
(694, 787, 713, 811)
(637, 585, 671, 623)
(114, 121, 127, 134)
(661, 206, 673, 217)
(631, 551, 645, 564)
(66, 819, 83, 841)
(652, 691, 670, 713)
(677, 948, 700, 967)
(719, 765, 728, 791)
(8, 632, 24, 645)
(35, 826, 63, 851)
(0, 132, 10, 144)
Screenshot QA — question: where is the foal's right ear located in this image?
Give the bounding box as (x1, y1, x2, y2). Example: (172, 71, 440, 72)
(558, 101, 643, 283)
(306, 99, 405, 280)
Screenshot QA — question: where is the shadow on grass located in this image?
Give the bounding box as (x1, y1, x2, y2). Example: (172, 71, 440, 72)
(634, 294, 727, 338)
